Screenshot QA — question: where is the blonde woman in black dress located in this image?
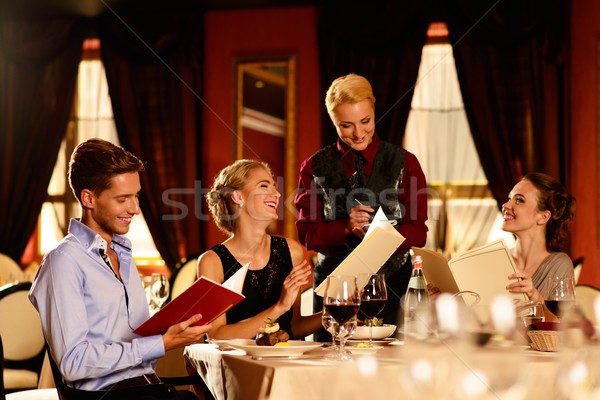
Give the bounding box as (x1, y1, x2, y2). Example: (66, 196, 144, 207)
(198, 159, 322, 340)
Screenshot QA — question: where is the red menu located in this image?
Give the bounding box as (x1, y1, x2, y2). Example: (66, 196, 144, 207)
(134, 276, 245, 336)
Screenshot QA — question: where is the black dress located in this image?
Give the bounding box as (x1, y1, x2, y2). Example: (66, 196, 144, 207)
(210, 236, 295, 338)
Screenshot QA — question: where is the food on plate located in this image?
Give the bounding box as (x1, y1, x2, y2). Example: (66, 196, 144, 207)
(358, 317, 383, 327)
(255, 318, 290, 346)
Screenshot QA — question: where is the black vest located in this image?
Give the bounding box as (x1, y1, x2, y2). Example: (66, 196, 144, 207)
(311, 141, 408, 282)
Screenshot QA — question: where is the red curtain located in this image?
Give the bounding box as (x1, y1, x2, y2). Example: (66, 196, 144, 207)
(0, 17, 84, 262)
(98, 9, 204, 269)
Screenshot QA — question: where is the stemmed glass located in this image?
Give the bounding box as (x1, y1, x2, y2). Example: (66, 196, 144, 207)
(358, 273, 387, 347)
(545, 276, 575, 319)
(149, 273, 170, 316)
(323, 275, 360, 361)
(321, 308, 338, 349)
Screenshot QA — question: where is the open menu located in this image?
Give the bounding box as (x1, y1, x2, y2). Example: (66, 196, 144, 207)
(413, 240, 527, 308)
(314, 208, 405, 297)
(134, 264, 248, 336)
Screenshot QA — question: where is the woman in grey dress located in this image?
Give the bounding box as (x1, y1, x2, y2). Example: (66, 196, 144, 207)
(502, 173, 576, 307)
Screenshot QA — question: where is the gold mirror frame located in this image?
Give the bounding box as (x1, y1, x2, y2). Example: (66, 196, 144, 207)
(235, 55, 297, 238)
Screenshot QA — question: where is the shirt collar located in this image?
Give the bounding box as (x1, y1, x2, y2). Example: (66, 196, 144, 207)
(68, 218, 132, 254)
(336, 133, 380, 165)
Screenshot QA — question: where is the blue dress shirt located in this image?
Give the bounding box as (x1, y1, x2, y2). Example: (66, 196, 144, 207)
(29, 219, 165, 390)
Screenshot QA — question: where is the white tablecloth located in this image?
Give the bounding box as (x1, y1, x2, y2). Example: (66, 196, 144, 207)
(185, 341, 566, 400)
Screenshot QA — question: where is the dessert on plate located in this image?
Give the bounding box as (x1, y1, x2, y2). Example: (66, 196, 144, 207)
(255, 318, 290, 346)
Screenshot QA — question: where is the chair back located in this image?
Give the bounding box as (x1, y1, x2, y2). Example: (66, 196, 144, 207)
(0, 254, 24, 286)
(45, 343, 176, 400)
(45, 345, 98, 400)
(170, 257, 199, 300)
(0, 282, 45, 390)
(0, 283, 44, 366)
(575, 283, 600, 325)
(1, 334, 6, 400)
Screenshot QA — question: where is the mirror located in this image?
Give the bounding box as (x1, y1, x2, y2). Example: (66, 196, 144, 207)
(235, 55, 297, 238)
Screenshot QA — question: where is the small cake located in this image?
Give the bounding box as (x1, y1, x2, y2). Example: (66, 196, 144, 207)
(255, 319, 290, 346)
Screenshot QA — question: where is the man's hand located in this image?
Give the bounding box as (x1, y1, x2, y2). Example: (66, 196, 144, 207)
(162, 314, 212, 351)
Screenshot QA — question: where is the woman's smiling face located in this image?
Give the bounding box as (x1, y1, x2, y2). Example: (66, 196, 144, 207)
(501, 179, 547, 233)
(238, 167, 281, 221)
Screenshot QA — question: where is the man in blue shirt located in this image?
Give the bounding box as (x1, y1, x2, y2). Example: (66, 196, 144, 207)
(29, 138, 210, 399)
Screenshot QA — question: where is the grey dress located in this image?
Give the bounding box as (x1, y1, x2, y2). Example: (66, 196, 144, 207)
(531, 252, 574, 299)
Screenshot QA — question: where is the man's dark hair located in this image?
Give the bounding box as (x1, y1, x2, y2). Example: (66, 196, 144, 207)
(68, 138, 145, 204)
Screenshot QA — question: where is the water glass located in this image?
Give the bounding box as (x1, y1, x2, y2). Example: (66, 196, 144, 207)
(148, 273, 170, 315)
(519, 301, 545, 329)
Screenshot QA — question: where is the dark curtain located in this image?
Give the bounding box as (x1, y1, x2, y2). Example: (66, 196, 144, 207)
(98, 9, 204, 269)
(447, 0, 570, 206)
(0, 18, 84, 262)
(317, 1, 431, 146)
(318, 0, 570, 208)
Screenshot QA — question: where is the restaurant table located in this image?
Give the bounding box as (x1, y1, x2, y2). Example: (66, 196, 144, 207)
(184, 339, 568, 400)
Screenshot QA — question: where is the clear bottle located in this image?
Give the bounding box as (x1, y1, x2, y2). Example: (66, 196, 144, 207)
(403, 255, 431, 341)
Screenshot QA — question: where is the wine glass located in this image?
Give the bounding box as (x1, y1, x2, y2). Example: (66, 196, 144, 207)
(545, 276, 575, 319)
(323, 275, 360, 361)
(358, 273, 387, 347)
(149, 273, 170, 316)
(321, 308, 338, 349)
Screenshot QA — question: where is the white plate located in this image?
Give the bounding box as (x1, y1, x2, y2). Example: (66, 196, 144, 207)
(346, 338, 398, 346)
(348, 345, 383, 355)
(352, 324, 397, 340)
(221, 339, 323, 357)
(388, 340, 404, 346)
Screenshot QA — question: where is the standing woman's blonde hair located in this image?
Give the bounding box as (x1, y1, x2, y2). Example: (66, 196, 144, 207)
(206, 159, 273, 235)
(325, 73, 376, 119)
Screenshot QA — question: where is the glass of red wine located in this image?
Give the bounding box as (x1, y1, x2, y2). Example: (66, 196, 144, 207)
(323, 275, 360, 361)
(545, 276, 575, 319)
(358, 273, 388, 347)
(321, 308, 338, 350)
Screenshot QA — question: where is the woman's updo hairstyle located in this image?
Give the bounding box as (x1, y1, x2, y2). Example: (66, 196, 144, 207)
(523, 172, 576, 252)
(206, 159, 272, 235)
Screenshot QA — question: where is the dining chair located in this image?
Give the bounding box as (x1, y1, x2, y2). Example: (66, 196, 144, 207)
(0, 254, 24, 286)
(0, 282, 45, 393)
(2, 334, 58, 400)
(5, 389, 58, 400)
(46, 342, 171, 400)
(575, 283, 600, 325)
(46, 343, 206, 400)
(573, 257, 584, 284)
(1, 334, 5, 400)
(170, 255, 199, 301)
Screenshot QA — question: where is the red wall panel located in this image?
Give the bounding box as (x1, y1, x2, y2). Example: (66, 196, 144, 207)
(202, 6, 322, 248)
